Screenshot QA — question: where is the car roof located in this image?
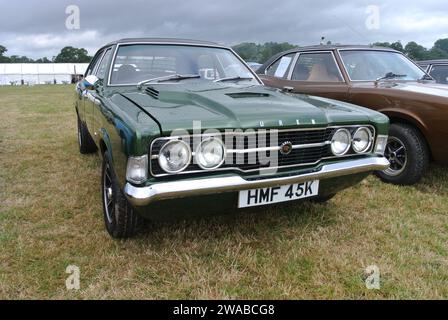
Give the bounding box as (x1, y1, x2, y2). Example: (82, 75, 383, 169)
(417, 59, 448, 65)
(281, 44, 399, 55)
(102, 38, 222, 48)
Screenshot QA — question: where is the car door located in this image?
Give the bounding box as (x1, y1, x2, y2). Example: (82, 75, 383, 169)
(82, 50, 104, 133)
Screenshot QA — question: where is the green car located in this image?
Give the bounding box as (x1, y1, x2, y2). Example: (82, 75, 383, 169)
(75, 38, 390, 238)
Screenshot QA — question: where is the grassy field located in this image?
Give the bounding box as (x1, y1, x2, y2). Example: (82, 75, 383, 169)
(0, 85, 447, 299)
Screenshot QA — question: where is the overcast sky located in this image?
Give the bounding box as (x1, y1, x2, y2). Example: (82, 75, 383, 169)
(1, 0, 447, 59)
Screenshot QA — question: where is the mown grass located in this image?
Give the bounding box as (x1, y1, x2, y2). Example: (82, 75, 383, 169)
(0, 85, 447, 299)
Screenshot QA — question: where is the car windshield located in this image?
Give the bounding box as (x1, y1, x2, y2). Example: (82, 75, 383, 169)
(339, 50, 426, 81)
(109, 44, 257, 85)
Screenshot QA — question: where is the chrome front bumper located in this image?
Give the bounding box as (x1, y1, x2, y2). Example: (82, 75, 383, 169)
(124, 157, 389, 206)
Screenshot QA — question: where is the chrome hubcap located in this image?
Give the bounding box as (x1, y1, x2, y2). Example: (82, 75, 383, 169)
(384, 136, 407, 176)
(103, 164, 115, 224)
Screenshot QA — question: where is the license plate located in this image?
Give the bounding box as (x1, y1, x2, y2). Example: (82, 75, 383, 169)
(238, 180, 319, 208)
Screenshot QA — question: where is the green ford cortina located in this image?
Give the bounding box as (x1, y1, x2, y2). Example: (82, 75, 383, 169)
(75, 38, 390, 238)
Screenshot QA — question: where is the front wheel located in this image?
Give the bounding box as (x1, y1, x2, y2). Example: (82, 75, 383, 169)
(102, 151, 142, 238)
(376, 123, 429, 185)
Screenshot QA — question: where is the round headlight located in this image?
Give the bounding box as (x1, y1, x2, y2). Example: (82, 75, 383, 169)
(158, 140, 191, 173)
(352, 127, 373, 153)
(331, 129, 351, 156)
(195, 137, 226, 170)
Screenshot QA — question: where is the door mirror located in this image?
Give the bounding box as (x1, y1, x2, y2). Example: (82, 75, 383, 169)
(82, 75, 100, 90)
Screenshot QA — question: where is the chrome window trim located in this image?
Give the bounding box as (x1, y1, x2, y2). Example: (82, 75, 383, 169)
(149, 125, 376, 177)
(336, 48, 430, 82)
(287, 50, 345, 83)
(106, 42, 263, 87)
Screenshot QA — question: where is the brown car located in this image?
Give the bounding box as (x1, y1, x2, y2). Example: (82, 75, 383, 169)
(257, 45, 448, 185)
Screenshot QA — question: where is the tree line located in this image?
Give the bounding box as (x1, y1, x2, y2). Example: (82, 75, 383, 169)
(233, 39, 448, 63)
(0, 46, 92, 63)
(1, 38, 448, 64)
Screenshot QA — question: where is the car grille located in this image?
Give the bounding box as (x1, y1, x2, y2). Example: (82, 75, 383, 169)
(149, 127, 350, 176)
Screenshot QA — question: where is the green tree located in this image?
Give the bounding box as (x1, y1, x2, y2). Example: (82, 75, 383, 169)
(404, 41, 428, 60)
(0, 45, 10, 62)
(233, 42, 296, 64)
(433, 38, 448, 54)
(232, 43, 261, 62)
(373, 41, 404, 53)
(9, 55, 34, 63)
(35, 57, 52, 63)
(54, 46, 92, 63)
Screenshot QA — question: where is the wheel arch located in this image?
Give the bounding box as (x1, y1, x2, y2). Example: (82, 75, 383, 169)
(381, 111, 433, 160)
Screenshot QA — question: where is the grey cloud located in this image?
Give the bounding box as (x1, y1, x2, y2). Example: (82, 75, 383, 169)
(0, 0, 447, 58)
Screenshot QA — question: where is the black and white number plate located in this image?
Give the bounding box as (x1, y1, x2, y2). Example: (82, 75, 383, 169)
(238, 180, 319, 208)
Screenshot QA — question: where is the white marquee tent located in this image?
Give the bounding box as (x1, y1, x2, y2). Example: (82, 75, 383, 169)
(0, 63, 88, 85)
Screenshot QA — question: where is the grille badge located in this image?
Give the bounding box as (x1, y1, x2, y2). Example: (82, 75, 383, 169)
(280, 141, 293, 155)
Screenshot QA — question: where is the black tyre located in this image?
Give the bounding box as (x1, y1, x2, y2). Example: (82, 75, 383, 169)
(102, 151, 142, 238)
(376, 123, 429, 185)
(77, 115, 96, 154)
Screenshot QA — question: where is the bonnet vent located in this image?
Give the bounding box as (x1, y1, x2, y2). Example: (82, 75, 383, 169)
(226, 92, 270, 99)
(145, 87, 160, 99)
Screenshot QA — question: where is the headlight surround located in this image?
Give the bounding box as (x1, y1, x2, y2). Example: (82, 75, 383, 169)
(126, 155, 148, 184)
(158, 140, 191, 173)
(195, 137, 226, 170)
(331, 128, 351, 156)
(352, 127, 373, 153)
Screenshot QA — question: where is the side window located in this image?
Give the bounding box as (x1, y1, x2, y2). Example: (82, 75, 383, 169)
(265, 53, 295, 79)
(292, 52, 343, 82)
(96, 49, 112, 80)
(85, 51, 104, 76)
(429, 65, 448, 84)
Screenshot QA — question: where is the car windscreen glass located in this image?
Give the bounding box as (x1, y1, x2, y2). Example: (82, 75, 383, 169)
(110, 44, 256, 85)
(339, 50, 426, 81)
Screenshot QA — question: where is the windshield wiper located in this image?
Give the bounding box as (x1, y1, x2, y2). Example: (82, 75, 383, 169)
(375, 72, 407, 82)
(213, 76, 254, 83)
(137, 74, 200, 88)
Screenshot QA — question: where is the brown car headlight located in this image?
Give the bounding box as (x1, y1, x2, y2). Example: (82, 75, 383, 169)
(195, 137, 226, 170)
(331, 129, 351, 156)
(352, 127, 373, 153)
(158, 140, 191, 173)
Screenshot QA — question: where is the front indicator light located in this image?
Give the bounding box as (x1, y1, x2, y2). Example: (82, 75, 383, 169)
(374, 135, 388, 155)
(126, 155, 148, 184)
